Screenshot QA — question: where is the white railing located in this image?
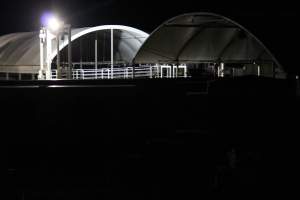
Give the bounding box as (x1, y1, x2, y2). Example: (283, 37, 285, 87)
(51, 65, 187, 80)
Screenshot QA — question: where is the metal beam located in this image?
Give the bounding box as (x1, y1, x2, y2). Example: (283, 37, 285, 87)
(95, 32, 98, 79)
(165, 19, 226, 27)
(165, 20, 236, 29)
(46, 30, 53, 80)
(68, 25, 72, 79)
(111, 29, 114, 79)
(175, 27, 206, 61)
(80, 38, 83, 70)
(95, 36, 98, 79)
(56, 34, 61, 79)
(216, 30, 240, 60)
(165, 24, 237, 28)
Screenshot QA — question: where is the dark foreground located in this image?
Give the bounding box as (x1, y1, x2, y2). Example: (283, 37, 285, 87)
(5, 77, 299, 199)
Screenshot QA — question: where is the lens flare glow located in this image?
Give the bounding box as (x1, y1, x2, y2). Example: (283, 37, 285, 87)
(48, 17, 61, 32)
(41, 12, 61, 32)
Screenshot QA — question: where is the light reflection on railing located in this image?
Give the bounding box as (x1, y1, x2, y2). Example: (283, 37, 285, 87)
(51, 65, 188, 80)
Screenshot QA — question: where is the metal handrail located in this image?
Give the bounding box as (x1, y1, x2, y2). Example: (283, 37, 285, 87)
(51, 65, 187, 80)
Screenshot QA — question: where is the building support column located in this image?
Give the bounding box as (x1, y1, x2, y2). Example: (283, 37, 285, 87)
(95, 36, 98, 79)
(80, 38, 83, 70)
(218, 62, 225, 77)
(257, 65, 261, 77)
(46, 30, 53, 80)
(272, 62, 276, 78)
(133, 66, 135, 79)
(297, 75, 300, 96)
(56, 34, 61, 79)
(111, 29, 114, 79)
(67, 25, 72, 79)
(39, 29, 45, 80)
(39, 40, 44, 79)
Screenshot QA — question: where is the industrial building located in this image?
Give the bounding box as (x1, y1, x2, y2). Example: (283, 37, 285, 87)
(0, 13, 286, 80)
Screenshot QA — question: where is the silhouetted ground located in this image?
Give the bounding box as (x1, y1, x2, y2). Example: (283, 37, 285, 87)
(5, 77, 299, 199)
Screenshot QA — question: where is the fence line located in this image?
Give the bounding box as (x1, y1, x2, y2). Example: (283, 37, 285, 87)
(51, 65, 188, 80)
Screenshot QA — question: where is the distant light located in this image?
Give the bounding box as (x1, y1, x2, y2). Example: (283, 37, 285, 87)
(48, 17, 61, 32)
(41, 12, 62, 32)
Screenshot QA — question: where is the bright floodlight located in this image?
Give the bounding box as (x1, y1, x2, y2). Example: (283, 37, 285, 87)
(41, 13, 62, 32)
(48, 17, 61, 32)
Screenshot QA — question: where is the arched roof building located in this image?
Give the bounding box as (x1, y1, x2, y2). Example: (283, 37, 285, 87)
(0, 25, 149, 75)
(0, 13, 287, 80)
(133, 13, 286, 78)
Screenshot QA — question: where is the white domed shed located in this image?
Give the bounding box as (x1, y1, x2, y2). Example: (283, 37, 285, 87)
(0, 25, 149, 74)
(133, 12, 284, 75)
(0, 32, 40, 73)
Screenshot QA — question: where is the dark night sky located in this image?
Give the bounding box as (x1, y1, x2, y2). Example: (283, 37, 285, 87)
(0, 0, 298, 34)
(0, 0, 299, 73)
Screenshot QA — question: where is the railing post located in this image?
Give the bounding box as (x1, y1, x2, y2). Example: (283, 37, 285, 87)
(218, 63, 225, 78)
(52, 70, 57, 79)
(81, 69, 85, 80)
(132, 67, 134, 79)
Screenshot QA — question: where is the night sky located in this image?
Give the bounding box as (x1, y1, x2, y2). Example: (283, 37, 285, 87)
(0, 0, 298, 34)
(0, 0, 299, 73)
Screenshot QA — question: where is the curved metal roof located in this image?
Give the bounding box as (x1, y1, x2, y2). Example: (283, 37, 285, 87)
(0, 32, 40, 72)
(0, 25, 148, 73)
(133, 12, 283, 70)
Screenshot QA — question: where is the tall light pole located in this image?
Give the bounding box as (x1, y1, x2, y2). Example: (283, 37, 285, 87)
(39, 14, 72, 80)
(48, 16, 62, 79)
(39, 28, 46, 80)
